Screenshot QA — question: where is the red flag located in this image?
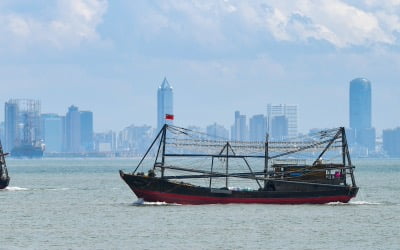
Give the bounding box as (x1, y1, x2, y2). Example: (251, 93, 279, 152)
(165, 114, 174, 120)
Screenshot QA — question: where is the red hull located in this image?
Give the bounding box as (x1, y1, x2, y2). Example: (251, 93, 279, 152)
(133, 188, 353, 205)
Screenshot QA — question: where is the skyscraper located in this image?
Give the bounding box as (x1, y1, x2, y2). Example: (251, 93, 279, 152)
(4, 101, 18, 152)
(382, 128, 400, 157)
(80, 111, 94, 152)
(4, 99, 41, 152)
(267, 104, 298, 138)
(206, 123, 229, 140)
(349, 78, 375, 151)
(231, 111, 248, 141)
(41, 114, 64, 153)
(157, 77, 173, 132)
(0, 122, 4, 147)
(66, 105, 81, 153)
(350, 78, 371, 130)
(271, 115, 288, 140)
(249, 114, 267, 141)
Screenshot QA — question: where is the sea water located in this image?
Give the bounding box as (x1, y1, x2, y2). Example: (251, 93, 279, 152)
(0, 158, 399, 249)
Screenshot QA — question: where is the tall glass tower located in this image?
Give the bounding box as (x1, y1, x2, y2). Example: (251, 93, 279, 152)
(349, 78, 375, 152)
(157, 77, 173, 132)
(66, 105, 81, 153)
(350, 78, 371, 130)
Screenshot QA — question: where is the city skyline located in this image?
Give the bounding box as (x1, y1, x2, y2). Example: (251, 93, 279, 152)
(0, 1, 399, 134)
(0, 76, 398, 157)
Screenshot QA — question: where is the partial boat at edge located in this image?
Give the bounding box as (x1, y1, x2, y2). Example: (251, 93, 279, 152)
(0, 140, 10, 189)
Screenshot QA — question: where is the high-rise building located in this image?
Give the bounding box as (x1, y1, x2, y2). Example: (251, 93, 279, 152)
(206, 123, 229, 140)
(157, 77, 173, 132)
(80, 111, 94, 152)
(0, 122, 4, 146)
(41, 114, 64, 153)
(66, 105, 81, 153)
(4, 102, 18, 152)
(349, 78, 375, 152)
(117, 124, 153, 155)
(231, 111, 248, 141)
(271, 115, 288, 140)
(267, 104, 298, 138)
(249, 114, 267, 141)
(382, 128, 400, 157)
(350, 78, 371, 129)
(4, 99, 41, 152)
(94, 131, 116, 153)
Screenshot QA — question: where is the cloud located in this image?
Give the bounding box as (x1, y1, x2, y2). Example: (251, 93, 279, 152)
(129, 0, 400, 49)
(0, 0, 107, 50)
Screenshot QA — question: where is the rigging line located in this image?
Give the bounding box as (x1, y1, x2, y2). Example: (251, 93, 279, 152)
(268, 138, 334, 159)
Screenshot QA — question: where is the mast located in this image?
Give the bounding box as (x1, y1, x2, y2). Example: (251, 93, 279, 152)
(209, 156, 214, 188)
(225, 142, 229, 188)
(133, 124, 166, 174)
(264, 133, 269, 189)
(341, 127, 347, 185)
(341, 127, 356, 187)
(160, 125, 167, 178)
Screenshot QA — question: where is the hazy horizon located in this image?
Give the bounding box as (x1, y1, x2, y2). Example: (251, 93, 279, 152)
(1, 1, 399, 134)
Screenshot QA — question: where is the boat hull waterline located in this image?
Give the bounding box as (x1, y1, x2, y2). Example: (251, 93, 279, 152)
(0, 177, 10, 190)
(120, 171, 358, 205)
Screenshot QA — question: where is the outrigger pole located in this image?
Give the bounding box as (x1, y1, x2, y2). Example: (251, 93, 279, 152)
(312, 129, 342, 165)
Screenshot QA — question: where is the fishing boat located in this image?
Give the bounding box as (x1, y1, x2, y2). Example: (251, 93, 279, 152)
(0, 140, 10, 189)
(120, 125, 359, 204)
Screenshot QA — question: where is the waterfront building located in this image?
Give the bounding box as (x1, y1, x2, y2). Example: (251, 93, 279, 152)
(382, 128, 400, 157)
(157, 77, 173, 132)
(249, 114, 267, 142)
(206, 123, 229, 140)
(231, 111, 248, 141)
(80, 111, 94, 152)
(41, 114, 64, 153)
(349, 78, 375, 152)
(66, 105, 81, 153)
(267, 104, 298, 138)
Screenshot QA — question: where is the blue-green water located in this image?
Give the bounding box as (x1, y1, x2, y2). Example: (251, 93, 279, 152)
(0, 158, 399, 249)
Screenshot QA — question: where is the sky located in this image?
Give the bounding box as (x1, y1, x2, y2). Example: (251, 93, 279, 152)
(0, 0, 399, 135)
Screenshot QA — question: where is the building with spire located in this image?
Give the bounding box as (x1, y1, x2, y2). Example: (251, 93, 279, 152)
(157, 77, 173, 132)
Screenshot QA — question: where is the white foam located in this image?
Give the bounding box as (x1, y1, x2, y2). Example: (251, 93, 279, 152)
(3, 186, 29, 191)
(349, 200, 382, 205)
(326, 200, 382, 206)
(132, 198, 180, 206)
(326, 201, 347, 205)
